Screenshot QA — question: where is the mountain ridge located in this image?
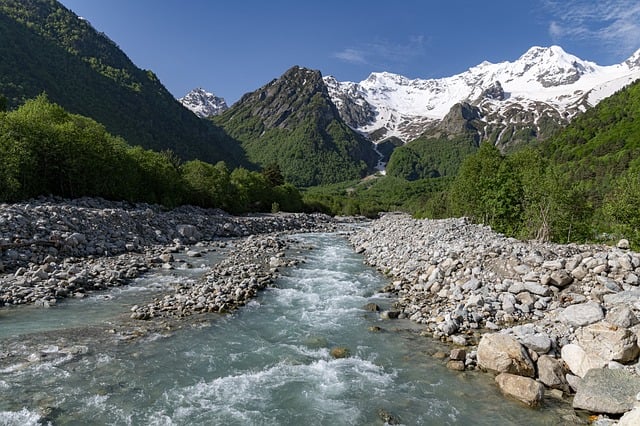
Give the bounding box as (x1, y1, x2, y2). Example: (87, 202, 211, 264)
(325, 45, 640, 146)
(213, 66, 379, 187)
(0, 0, 247, 166)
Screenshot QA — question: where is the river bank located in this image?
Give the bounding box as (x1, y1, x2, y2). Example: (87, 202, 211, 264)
(0, 197, 339, 309)
(349, 212, 640, 423)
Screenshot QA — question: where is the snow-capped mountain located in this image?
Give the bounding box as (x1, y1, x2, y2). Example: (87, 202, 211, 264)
(179, 88, 228, 118)
(325, 46, 640, 144)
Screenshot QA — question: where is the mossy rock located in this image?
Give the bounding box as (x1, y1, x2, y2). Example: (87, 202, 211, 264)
(330, 347, 350, 359)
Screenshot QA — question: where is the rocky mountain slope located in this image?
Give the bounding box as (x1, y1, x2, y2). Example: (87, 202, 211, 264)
(214, 66, 379, 187)
(179, 88, 228, 117)
(325, 46, 640, 148)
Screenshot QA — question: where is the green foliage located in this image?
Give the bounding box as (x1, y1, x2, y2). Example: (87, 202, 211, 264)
(303, 175, 451, 218)
(0, 94, 305, 214)
(386, 133, 478, 180)
(449, 143, 522, 235)
(0, 0, 247, 167)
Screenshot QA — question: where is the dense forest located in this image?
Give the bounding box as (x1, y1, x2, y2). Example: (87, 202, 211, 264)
(0, 95, 302, 213)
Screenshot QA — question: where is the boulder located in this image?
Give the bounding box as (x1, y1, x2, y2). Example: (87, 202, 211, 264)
(572, 368, 640, 414)
(495, 373, 545, 407)
(520, 333, 552, 354)
(606, 305, 639, 328)
(549, 270, 573, 288)
(575, 322, 640, 363)
(477, 333, 535, 377)
(560, 343, 607, 378)
(558, 302, 604, 327)
(536, 355, 569, 392)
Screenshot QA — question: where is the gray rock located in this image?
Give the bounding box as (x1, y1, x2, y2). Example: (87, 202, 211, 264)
(537, 355, 569, 392)
(571, 266, 588, 280)
(573, 368, 640, 414)
(606, 305, 639, 328)
(523, 281, 551, 297)
(520, 334, 552, 354)
(477, 333, 535, 377)
(559, 301, 604, 327)
(462, 278, 481, 291)
(549, 270, 573, 287)
(495, 373, 545, 407)
(575, 322, 640, 363)
(604, 290, 640, 306)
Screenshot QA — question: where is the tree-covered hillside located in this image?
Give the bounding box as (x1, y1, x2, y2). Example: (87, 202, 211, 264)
(0, 0, 247, 166)
(0, 95, 301, 212)
(215, 66, 379, 187)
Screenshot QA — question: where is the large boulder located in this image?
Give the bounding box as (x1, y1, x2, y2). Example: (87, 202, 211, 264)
(558, 302, 604, 327)
(560, 344, 607, 378)
(575, 322, 640, 363)
(536, 355, 570, 392)
(495, 373, 545, 407)
(572, 368, 640, 414)
(477, 333, 535, 377)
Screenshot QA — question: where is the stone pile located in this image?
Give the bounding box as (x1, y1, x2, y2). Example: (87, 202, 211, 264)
(130, 235, 296, 319)
(349, 213, 640, 419)
(0, 197, 337, 307)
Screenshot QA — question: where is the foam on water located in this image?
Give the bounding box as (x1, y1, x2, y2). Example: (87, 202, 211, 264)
(156, 355, 391, 424)
(0, 409, 44, 426)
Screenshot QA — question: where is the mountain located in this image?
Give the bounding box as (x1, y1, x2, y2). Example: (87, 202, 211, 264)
(0, 0, 247, 166)
(214, 66, 379, 187)
(179, 88, 229, 117)
(325, 46, 640, 148)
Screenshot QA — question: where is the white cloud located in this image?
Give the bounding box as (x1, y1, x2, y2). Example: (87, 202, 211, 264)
(545, 0, 640, 56)
(333, 36, 426, 68)
(333, 48, 367, 64)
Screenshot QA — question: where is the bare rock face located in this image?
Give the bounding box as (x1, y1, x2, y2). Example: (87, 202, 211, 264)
(575, 322, 640, 363)
(573, 368, 640, 414)
(495, 373, 545, 407)
(477, 333, 535, 377)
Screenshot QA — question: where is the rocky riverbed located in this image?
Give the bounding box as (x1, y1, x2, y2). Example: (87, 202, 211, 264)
(349, 213, 640, 423)
(0, 197, 338, 309)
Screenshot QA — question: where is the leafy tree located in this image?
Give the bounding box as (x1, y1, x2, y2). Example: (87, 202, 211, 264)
(449, 143, 522, 234)
(262, 162, 285, 187)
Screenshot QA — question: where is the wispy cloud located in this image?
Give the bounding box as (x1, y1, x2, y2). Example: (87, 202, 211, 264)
(333, 35, 427, 68)
(545, 0, 640, 56)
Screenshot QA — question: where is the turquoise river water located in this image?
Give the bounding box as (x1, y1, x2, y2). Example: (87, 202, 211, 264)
(0, 233, 574, 425)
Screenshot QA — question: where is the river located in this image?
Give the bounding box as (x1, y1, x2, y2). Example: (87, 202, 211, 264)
(0, 233, 573, 425)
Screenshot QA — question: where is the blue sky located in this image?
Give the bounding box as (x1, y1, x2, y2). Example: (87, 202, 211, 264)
(58, 0, 640, 105)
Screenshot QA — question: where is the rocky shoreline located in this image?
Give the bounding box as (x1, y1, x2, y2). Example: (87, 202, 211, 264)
(349, 212, 640, 423)
(0, 197, 338, 309)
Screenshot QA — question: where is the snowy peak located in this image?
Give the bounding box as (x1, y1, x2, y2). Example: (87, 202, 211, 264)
(325, 45, 640, 144)
(179, 88, 228, 118)
(511, 45, 597, 87)
(626, 48, 640, 69)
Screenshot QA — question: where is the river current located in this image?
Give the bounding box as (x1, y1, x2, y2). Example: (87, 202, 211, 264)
(0, 233, 572, 425)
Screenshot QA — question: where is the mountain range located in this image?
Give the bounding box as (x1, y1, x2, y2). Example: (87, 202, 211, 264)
(324, 45, 640, 147)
